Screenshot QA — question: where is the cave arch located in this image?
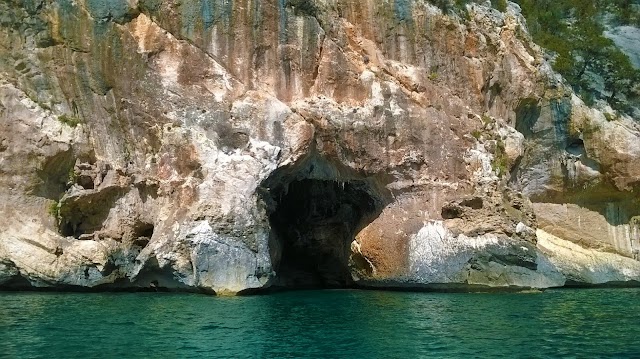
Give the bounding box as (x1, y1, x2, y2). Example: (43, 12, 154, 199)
(259, 156, 389, 289)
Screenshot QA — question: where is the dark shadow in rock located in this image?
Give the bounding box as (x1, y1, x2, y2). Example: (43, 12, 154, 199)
(0, 274, 33, 290)
(137, 182, 159, 203)
(128, 256, 193, 292)
(260, 156, 389, 289)
(565, 138, 601, 171)
(58, 187, 123, 238)
(514, 98, 541, 139)
(133, 222, 154, 240)
(33, 148, 75, 200)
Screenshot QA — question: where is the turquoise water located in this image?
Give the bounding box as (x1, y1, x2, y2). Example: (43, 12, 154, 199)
(1, 288, 639, 358)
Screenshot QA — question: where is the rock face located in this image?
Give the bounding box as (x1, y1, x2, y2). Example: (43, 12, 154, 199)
(605, 26, 640, 69)
(0, 0, 639, 294)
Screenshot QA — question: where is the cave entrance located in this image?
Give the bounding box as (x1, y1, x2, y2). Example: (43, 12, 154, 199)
(263, 175, 385, 289)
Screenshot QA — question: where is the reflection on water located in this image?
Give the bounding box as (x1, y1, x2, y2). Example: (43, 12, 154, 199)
(1, 288, 638, 358)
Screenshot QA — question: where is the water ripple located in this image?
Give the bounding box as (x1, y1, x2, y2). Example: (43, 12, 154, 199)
(0, 289, 638, 358)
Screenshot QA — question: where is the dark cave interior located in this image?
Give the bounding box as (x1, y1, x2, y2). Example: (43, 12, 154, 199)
(265, 178, 382, 289)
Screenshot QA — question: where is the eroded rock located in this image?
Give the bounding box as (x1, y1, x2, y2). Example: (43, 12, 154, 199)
(1, 0, 639, 294)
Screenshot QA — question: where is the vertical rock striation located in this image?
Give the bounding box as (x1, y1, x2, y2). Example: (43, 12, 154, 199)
(0, 0, 639, 293)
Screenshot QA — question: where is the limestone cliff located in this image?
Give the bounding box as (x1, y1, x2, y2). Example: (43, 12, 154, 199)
(1, 0, 638, 294)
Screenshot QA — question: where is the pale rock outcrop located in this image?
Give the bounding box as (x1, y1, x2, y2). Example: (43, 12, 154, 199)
(513, 89, 640, 284)
(360, 221, 564, 289)
(604, 26, 640, 68)
(534, 203, 636, 256)
(537, 230, 640, 285)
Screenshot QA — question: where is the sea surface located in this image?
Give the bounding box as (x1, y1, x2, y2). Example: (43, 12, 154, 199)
(1, 288, 639, 358)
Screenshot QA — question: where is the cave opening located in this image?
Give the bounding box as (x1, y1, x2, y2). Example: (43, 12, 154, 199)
(264, 176, 385, 289)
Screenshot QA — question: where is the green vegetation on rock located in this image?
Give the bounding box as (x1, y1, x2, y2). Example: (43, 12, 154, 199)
(47, 200, 59, 219)
(512, 0, 640, 113)
(492, 139, 509, 176)
(491, 0, 508, 12)
(471, 129, 482, 140)
(57, 114, 82, 127)
(67, 167, 77, 184)
(432, 0, 509, 15)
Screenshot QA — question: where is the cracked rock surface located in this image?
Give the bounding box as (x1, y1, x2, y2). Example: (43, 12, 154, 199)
(1, 0, 640, 294)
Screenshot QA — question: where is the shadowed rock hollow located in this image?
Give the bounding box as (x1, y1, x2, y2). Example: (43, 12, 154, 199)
(260, 157, 388, 289)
